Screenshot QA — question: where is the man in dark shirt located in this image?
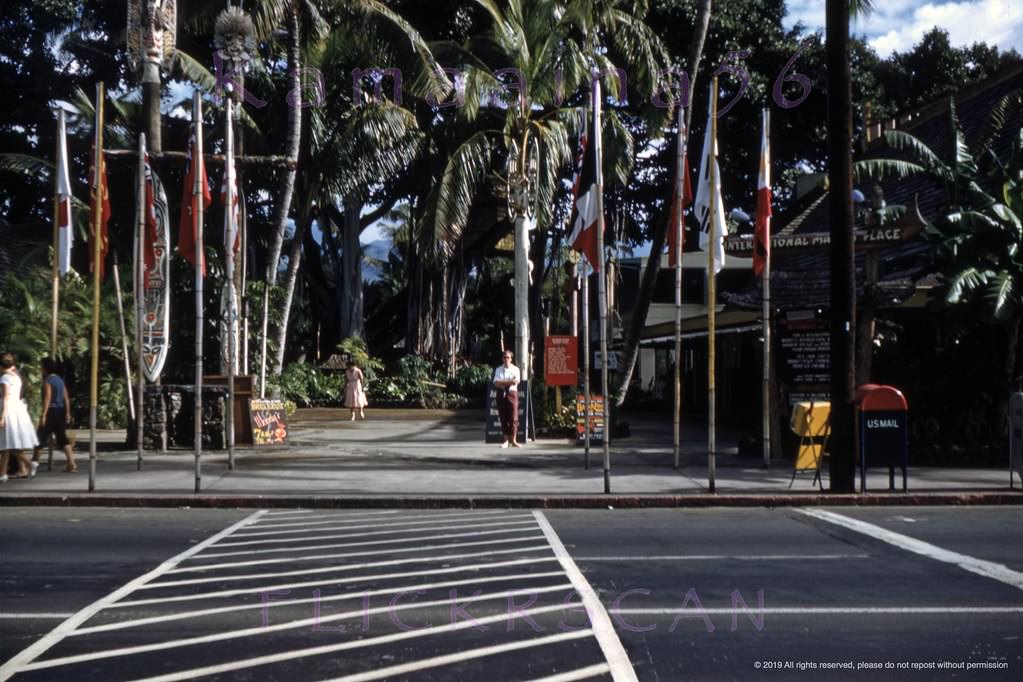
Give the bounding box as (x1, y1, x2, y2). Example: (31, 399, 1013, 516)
(31, 357, 76, 473)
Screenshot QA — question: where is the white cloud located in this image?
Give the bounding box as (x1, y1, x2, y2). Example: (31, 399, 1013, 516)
(784, 0, 1023, 55)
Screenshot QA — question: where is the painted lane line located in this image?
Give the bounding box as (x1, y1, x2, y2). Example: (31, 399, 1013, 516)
(798, 509, 1023, 591)
(166, 539, 548, 572)
(610, 607, 1023, 615)
(525, 663, 613, 682)
(233, 511, 531, 539)
(196, 520, 538, 551)
(315, 630, 597, 682)
(246, 509, 519, 529)
(197, 519, 544, 552)
(0, 613, 74, 619)
(142, 536, 549, 588)
(0, 510, 267, 682)
(572, 554, 870, 561)
(173, 528, 543, 572)
(111, 553, 560, 608)
(193, 529, 543, 560)
(260, 509, 397, 519)
(533, 512, 638, 682)
(120, 603, 576, 682)
(20, 585, 576, 673)
(73, 571, 568, 636)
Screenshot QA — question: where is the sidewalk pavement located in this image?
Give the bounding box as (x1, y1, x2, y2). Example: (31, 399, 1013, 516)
(1, 408, 1021, 508)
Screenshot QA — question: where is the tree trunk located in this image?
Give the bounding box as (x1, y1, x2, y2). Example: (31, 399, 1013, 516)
(273, 209, 310, 374)
(265, 5, 302, 287)
(340, 204, 364, 339)
(611, 0, 713, 406)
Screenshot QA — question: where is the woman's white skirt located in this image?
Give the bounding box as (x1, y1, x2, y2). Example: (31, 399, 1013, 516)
(1, 400, 39, 450)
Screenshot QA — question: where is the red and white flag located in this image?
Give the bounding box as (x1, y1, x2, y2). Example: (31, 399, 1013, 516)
(568, 83, 602, 271)
(694, 90, 726, 274)
(221, 170, 241, 254)
(754, 108, 771, 277)
(178, 124, 211, 275)
(667, 105, 693, 268)
(55, 109, 74, 275)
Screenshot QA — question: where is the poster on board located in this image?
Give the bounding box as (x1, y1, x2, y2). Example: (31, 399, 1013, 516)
(249, 399, 288, 446)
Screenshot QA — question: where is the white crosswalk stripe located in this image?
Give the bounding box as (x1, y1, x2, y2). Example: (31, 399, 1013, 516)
(0, 510, 634, 681)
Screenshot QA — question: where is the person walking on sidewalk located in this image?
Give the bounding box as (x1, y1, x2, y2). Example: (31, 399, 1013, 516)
(31, 357, 76, 473)
(493, 350, 522, 448)
(344, 360, 368, 421)
(0, 352, 39, 482)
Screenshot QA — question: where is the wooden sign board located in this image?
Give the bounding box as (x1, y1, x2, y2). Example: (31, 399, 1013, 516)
(576, 394, 605, 445)
(545, 336, 578, 386)
(725, 228, 909, 256)
(249, 399, 288, 446)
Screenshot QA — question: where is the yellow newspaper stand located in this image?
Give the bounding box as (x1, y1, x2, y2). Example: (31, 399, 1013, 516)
(789, 401, 831, 489)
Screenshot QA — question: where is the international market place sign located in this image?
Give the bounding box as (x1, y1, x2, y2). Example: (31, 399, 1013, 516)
(725, 227, 908, 256)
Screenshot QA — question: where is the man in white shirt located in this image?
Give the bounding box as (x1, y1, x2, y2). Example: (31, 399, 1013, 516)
(493, 350, 522, 448)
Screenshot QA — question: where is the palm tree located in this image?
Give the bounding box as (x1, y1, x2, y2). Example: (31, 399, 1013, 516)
(430, 0, 670, 373)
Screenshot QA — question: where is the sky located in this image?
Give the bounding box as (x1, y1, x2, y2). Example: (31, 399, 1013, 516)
(783, 0, 1023, 55)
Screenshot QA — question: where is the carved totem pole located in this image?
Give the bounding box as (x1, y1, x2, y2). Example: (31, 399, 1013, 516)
(127, 0, 176, 153)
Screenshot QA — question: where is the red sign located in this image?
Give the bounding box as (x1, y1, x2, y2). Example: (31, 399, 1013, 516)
(545, 335, 578, 386)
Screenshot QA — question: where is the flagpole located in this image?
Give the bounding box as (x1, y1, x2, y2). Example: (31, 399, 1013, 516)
(50, 110, 63, 360)
(88, 82, 104, 493)
(49, 109, 63, 472)
(111, 259, 135, 423)
(673, 104, 687, 470)
(707, 78, 719, 494)
(194, 92, 205, 493)
(225, 95, 236, 470)
(592, 78, 611, 495)
(761, 108, 772, 470)
(136, 134, 146, 471)
(582, 258, 591, 469)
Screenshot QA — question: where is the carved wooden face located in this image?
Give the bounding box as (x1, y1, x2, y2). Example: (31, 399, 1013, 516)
(143, 0, 166, 62)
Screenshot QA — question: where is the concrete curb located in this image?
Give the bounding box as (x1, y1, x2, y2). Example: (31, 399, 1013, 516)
(1, 492, 1021, 509)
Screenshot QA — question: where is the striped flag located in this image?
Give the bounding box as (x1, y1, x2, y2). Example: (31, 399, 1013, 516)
(178, 124, 211, 275)
(667, 105, 693, 268)
(754, 108, 771, 277)
(568, 92, 602, 271)
(55, 109, 73, 275)
(694, 91, 726, 274)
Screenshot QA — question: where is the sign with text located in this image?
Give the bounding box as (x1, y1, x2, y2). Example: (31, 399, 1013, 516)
(594, 351, 620, 371)
(778, 316, 831, 386)
(545, 335, 578, 386)
(725, 228, 908, 256)
(485, 381, 529, 444)
(576, 394, 605, 445)
(249, 399, 288, 446)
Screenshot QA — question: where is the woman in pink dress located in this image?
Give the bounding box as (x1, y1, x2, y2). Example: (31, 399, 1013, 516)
(344, 360, 368, 420)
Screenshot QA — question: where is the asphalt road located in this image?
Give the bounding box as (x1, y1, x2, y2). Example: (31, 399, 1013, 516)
(1, 507, 1021, 681)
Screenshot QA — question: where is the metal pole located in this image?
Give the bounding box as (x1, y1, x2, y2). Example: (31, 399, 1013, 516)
(194, 92, 205, 493)
(593, 79, 611, 495)
(259, 268, 269, 399)
(707, 78, 718, 494)
(111, 261, 135, 422)
(673, 103, 687, 470)
(761, 108, 773, 470)
(225, 96, 236, 469)
(135, 134, 146, 470)
(88, 82, 104, 493)
(582, 260, 591, 469)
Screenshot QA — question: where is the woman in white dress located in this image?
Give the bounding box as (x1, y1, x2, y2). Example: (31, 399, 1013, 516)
(1, 352, 39, 482)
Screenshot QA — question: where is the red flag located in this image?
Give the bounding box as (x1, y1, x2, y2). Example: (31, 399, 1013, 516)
(178, 125, 211, 275)
(88, 149, 111, 280)
(754, 108, 771, 277)
(55, 109, 74, 276)
(568, 92, 602, 271)
(667, 107, 693, 268)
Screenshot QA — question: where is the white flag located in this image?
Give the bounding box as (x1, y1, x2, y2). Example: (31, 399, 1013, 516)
(55, 108, 74, 275)
(694, 91, 727, 274)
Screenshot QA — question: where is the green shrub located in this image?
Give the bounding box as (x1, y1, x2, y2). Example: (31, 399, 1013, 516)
(447, 364, 493, 405)
(270, 363, 346, 407)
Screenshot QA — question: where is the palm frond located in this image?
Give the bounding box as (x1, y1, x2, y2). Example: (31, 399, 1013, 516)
(853, 158, 926, 182)
(433, 131, 494, 245)
(946, 267, 991, 304)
